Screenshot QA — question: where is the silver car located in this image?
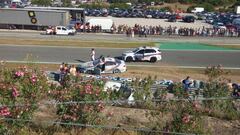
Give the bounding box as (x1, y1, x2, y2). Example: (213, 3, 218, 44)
(77, 57, 127, 75)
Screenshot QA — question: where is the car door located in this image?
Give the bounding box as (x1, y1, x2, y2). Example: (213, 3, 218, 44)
(103, 61, 117, 73)
(61, 27, 68, 35)
(134, 49, 145, 61)
(143, 49, 156, 61)
(55, 27, 61, 34)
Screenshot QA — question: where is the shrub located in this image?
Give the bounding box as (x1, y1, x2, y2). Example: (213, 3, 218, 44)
(50, 75, 120, 127)
(109, 3, 131, 9)
(0, 64, 49, 130)
(199, 2, 215, 12)
(203, 65, 240, 120)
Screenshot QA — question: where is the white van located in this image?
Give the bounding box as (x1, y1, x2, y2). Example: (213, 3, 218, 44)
(87, 18, 113, 32)
(191, 7, 204, 13)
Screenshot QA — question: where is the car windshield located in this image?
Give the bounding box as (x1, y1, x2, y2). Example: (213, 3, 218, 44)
(132, 48, 140, 53)
(115, 59, 121, 64)
(67, 26, 74, 29)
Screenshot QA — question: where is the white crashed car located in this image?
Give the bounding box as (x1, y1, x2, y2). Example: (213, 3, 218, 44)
(77, 57, 127, 74)
(122, 46, 162, 63)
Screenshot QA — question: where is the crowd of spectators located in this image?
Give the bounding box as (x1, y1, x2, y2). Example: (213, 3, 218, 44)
(75, 23, 102, 33)
(74, 23, 240, 37)
(114, 24, 240, 37)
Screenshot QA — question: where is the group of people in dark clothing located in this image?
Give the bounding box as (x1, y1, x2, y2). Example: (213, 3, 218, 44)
(182, 76, 240, 97)
(74, 22, 240, 37)
(115, 24, 240, 37)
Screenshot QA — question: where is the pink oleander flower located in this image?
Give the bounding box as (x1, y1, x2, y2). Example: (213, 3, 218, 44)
(15, 71, 24, 77)
(12, 87, 19, 98)
(182, 114, 190, 124)
(85, 84, 93, 94)
(0, 107, 11, 116)
(30, 74, 37, 84)
(97, 102, 105, 111)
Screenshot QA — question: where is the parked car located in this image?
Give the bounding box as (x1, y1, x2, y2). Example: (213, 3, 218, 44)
(213, 22, 226, 29)
(226, 24, 236, 30)
(77, 57, 127, 75)
(205, 17, 214, 24)
(122, 46, 162, 63)
(182, 16, 195, 23)
(168, 15, 177, 22)
(175, 14, 182, 19)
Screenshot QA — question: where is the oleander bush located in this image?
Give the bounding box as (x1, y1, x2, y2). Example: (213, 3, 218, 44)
(0, 63, 239, 134)
(146, 65, 240, 134)
(49, 74, 123, 127)
(0, 63, 49, 133)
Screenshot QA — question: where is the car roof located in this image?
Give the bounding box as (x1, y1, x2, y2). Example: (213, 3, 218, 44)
(138, 46, 159, 50)
(104, 57, 116, 61)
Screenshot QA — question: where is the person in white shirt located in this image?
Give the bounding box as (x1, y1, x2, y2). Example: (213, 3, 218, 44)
(69, 65, 77, 76)
(90, 48, 95, 61)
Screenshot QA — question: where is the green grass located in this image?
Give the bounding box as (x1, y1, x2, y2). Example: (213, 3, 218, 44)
(157, 42, 239, 51)
(0, 37, 155, 48)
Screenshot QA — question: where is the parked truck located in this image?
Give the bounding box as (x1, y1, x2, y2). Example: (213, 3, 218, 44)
(0, 8, 70, 30)
(87, 18, 113, 32)
(236, 6, 240, 14)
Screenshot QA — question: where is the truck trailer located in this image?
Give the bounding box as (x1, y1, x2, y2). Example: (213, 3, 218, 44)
(87, 18, 113, 32)
(0, 8, 70, 30)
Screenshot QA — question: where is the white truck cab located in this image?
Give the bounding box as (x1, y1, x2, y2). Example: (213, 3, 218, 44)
(46, 26, 76, 35)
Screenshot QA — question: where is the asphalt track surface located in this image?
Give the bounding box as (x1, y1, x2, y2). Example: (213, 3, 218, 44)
(1, 45, 240, 68)
(0, 31, 240, 68)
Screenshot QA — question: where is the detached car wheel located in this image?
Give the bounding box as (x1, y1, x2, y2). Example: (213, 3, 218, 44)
(126, 57, 133, 62)
(113, 69, 121, 74)
(150, 57, 157, 63)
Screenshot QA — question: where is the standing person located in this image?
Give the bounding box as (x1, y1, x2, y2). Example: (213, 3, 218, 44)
(100, 57, 106, 73)
(182, 76, 192, 91)
(70, 65, 77, 76)
(131, 27, 135, 38)
(59, 62, 64, 71)
(59, 62, 65, 82)
(90, 48, 95, 61)
(64, 63, 69, 74)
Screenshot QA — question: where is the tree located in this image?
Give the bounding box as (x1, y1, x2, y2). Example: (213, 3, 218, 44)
(31, 0, 51, 6)
(199, 2, 215, 12)
(62, 0, 72, 7)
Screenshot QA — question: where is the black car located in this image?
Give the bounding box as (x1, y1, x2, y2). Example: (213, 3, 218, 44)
(182, 16, 195, 23)
(168, 15, 177, 22)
